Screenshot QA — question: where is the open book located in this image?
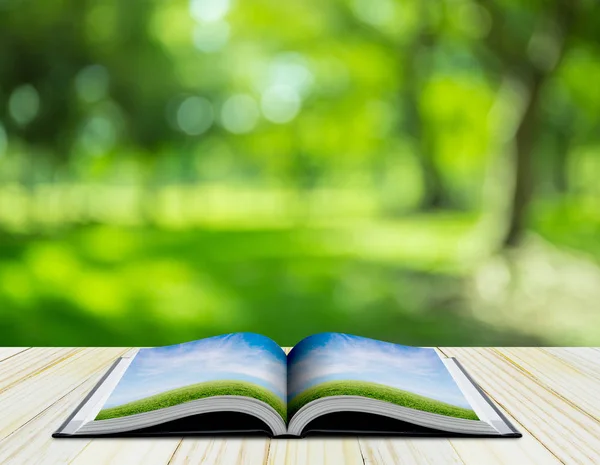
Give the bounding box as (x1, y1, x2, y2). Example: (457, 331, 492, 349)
(53, 333, 521, 438)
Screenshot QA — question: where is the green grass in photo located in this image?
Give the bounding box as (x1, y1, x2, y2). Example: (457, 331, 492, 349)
(96, 380, 287, 421)
(288, 380, 478, 421)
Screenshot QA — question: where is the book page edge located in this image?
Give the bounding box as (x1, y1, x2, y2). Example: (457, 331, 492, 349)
(442, 357, 520, 436)
(53, 349, 138, 436)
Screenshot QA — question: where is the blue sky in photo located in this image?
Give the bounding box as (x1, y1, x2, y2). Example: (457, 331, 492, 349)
(288, 333, 472, 409)
(101, 333, 287, 408)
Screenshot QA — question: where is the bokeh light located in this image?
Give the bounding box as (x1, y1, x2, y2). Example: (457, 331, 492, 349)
(176, 96, 214, 135)
(8, 84, 40, 126)
(260, 86, 301, 124)
(78, 116, 117, 156)
(352, 0, 396, 28)
(266, 53, 314, 98)
(192, 20, 230, 52)
(221, 94, 260, 134)
(190, 0, 230, 22)
(75, 65, 110, 103)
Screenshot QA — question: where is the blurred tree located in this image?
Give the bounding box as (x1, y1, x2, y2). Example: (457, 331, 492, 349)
(0, 0, 186, 163)
(474, 0, 582, 247)
(0, 0, 600, 348)
(0, 0, 598, 235)
(401, 1, 452, 210)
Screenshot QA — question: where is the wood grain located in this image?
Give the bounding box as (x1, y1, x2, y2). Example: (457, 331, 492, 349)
(359, 438, 463, 465)
(0, 356, 128, 464)
(268, 438, 364, 465)
(0, 347, 82, 392)
(493, 347, 600, 421)
(440, 347, 600, 464)
(0, 347, 127, 441)
(0, 346, 598, 464)
(69, 438, 181, 465)
(0, 348, 29, 363)
(541, 348, 600, 382)
(169, 438, 270, 465)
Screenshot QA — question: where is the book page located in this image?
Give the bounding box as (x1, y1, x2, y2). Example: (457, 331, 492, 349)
(287, 333, 478, 422)
(94, 333, 287, 422)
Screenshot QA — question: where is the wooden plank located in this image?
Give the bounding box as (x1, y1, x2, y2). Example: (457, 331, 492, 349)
(0, 347, 127, 440)
(0, 348, 29, 363)
(360, 435, 560, 465)
(68, 439, 181, 465)
(439, 347, 560, 465)
(449, 435, 561, 465)
(268, 438, 364, 465)
(541, 348, 600, 382)
(169, 438, 270, 465)
(0, 347, 82, 392)
(0, 361, 124, 464)
(359, 438, 463, 465)
(440, 347, 600, 464)
(0, 348, 178, 465)
(493, 348, 600, 421)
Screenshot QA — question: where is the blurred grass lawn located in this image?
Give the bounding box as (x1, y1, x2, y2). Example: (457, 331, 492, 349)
(5, 206, 595, 347)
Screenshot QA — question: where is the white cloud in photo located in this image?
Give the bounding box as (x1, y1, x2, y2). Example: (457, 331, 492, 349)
(288, 333, 471, 409)
(103, 333, 286, 408)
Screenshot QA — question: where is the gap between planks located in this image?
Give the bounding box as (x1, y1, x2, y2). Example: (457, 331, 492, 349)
(436, 347, 563, 465)
(440, 347, 600, 464)
(491, 348, 600, 423)
(0, 348, 130, 445)
(0, 348, 31, 364)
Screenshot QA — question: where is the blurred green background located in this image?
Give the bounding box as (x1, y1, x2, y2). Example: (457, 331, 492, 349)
(1, 0, 599, 347)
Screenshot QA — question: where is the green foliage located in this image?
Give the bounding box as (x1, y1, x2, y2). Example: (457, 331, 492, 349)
(288, 380, 479, 421)
(0, 0, 599, 346)
(96, 380, 287, 421)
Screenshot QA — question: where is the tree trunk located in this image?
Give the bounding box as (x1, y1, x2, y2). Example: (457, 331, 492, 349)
(471, 0, 577, 249)
(503, 72, 544, 247)
(401, 30, 451, 211)
(418, 128, 448, 209)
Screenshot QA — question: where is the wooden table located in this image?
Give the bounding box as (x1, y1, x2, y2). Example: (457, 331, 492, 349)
(0, 347, 599, 464)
